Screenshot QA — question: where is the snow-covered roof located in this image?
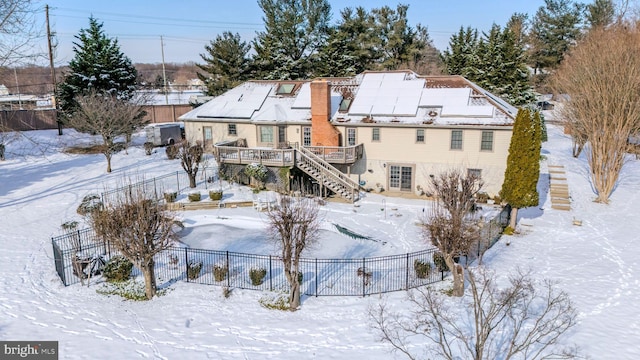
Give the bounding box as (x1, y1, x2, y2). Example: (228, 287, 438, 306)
(136, 90, 204, 105)
(180, 71, 516, 127)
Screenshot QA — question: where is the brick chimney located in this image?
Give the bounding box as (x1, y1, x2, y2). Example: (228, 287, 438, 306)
(310, 80, 340, 147)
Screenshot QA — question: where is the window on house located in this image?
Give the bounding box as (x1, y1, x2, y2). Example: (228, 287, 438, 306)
(228, 124, 237, 136)
(278, 125, 286, 144)
(481, 131, 493, 151)
(276, 83, 295, 95)
(468, 168, 482, 179)
(372, 128, 380, 142)
(339, 98, 352, 112)
(259, 126, 274, 144)
(450, 130, 463, 150)
(347, 128, 356, 146)
(416, 129, 425, 143)
(303, 126, 311, 147)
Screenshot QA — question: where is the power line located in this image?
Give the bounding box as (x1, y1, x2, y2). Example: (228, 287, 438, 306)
(54, 7, 263, 27)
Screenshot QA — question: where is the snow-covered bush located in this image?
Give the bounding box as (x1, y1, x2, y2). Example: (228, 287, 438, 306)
(213, 263, 228, 282)
(164, 192, 177, 203)
(249, 267, 267, 286)
(187, 260, 202, 280)
(244, 163, 268, 183)
(188, 192, 201, 202)
(103, 255, 133, 283)
(414, 259, 432, 279)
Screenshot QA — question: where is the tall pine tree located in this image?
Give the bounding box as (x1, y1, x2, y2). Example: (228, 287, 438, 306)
(500, 108, 542, 230)
(57, 17, 137, 116)
(441, 26, 479, 79)
(528, 0, 584, 73)
(252, 0, 331, 80)
(197, 31, 252, 96)
(586, 0, 615, 30)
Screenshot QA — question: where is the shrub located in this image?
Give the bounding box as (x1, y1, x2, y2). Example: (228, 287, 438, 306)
(77, 194, 103, 216)
(476, 192, 489, 203)
(144, 142, 154, 155)
(188, 192, 201, 202)
(96, 279, 168, 301)
(187, 260, 202, 280)
(164, 192, 177, 203)
(0, 143, 5, 160)
(244, 163, 268, 183)
(493, 195, 502, 204)
(249, 268, 267, 286)
(357, 266, 373, 285)
(103, 256, 133, 283)
(503, 226, 515, 235)
(166, 144, 178, 160)
(433, 252, 450, 272)
(414, 259, 432, 279)
(213, 264, 228, 282)
(209, 190, 223, 201)
(259, 293, 289, 310)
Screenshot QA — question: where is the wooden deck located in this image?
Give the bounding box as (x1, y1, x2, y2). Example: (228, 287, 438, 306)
(215, 143, 363, 166)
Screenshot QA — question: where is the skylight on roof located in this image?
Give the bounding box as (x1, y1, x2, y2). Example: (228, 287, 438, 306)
(339, 98, 352, 112)
(276, 84, 295, 95)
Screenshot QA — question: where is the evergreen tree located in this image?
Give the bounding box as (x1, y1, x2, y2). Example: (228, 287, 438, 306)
(586, 0, 615, 29)
(443, 23, 535, 106)
(253, 0, 331, 80)
(441, 26, 479, 79)
(315, 26, 359, 77)
(57, 17, 137, 116)
(197, 31, 251, 96)
(369, 4, 421, 70)
(528, 0, 584, 73)
(500, 108, 542, 230)
(317, 4, 436, 76)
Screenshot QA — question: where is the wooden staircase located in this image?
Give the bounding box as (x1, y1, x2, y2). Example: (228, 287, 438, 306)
(549, 165, 571, 211)
(294, 145, 360, 202)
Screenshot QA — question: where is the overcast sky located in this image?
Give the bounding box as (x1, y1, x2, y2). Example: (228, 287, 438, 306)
(33, 0, 547, 65)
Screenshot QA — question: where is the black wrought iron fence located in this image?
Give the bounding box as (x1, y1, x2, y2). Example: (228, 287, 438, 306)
(52, 230, 447, 296)
(100, 167, 219, 205)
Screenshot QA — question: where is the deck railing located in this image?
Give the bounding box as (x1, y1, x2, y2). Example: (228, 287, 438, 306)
(214, 142, 363, 166)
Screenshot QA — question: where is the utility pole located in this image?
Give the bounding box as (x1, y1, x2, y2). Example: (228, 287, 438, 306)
(13, 68, 22, 110)
(160, 35, 169, 105)
(46, 4, 63, 135)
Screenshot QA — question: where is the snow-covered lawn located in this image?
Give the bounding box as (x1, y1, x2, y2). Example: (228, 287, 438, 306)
(1, 125, 639, 359)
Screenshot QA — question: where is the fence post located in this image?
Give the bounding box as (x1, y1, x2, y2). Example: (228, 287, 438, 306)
(269, 255, 273, 291)
(77, 230, 82, 252)
(315, 258, 318, 298)
(405, 253, 410, 290)
(176, 171, 180, 194)
(153, 178, 158, 200)
(184, 248, 189, 282)
(362, 257, 366, 298)
(226, 251, 230, 288)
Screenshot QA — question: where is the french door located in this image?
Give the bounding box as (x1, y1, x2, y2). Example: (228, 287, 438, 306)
(388, 165, 413, 192)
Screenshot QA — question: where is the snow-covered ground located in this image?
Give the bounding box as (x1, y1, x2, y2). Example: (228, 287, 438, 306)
(1, 125, 639, 359)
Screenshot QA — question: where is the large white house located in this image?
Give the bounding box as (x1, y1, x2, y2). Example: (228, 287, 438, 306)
(179, 70, 517, 201)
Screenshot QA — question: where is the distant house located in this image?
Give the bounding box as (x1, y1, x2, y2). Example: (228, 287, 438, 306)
(179, 70, 516, 201)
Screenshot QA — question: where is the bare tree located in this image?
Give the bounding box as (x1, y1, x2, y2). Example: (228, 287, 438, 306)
(423, 169, 482, 296)
(0, 0, 42, 67)
(552, 23, 640, 203)
(67, 91, 146, 172)
(266, 195, 320, 310)
(177, 140, 203, 188)
(370, 267, 578, 360)
(91, 182, 178, 300)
